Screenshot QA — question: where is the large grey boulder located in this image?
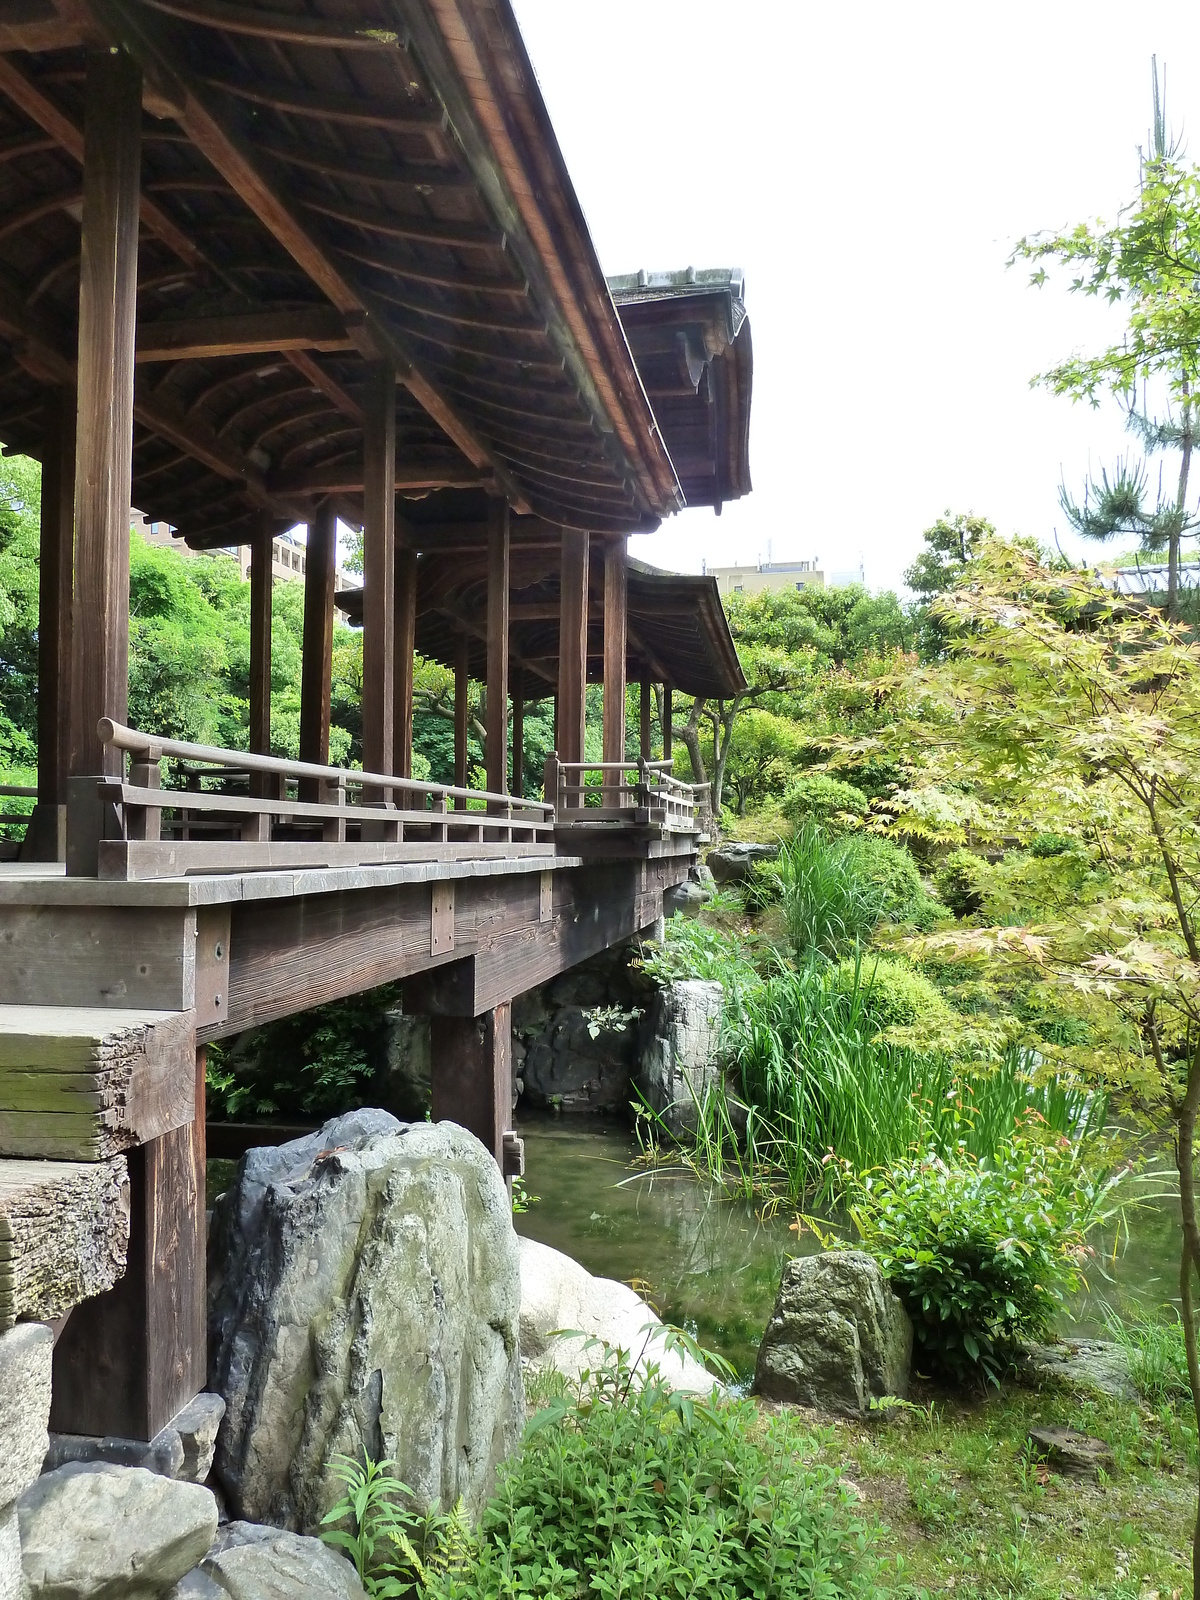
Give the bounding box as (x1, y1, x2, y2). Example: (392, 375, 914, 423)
(46, 1393, 226, 1486)
(0, 1322, 52, 1506)
(662, 881, 705, 919)
(518, 1237, 718, 1394)
(754, 1251, 912, 1417)
(0, 1504, 19, 1600)
(209, 1110, 524, 1533)
(167, 1522, 366, 1600)
(1019, 1338, 1137, 1401)
(706, 842, 778, 884)
(636, 980, 724, 1138)
(19, 1462, 217, 1600)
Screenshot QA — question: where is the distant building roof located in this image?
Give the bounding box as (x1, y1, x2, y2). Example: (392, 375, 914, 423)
(1101, 561, 1200, 596)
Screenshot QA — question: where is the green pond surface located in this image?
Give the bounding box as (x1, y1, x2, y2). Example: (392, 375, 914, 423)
(513, 1114, 1181, 1382)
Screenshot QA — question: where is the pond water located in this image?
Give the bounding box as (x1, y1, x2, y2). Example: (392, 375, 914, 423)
(513, 1114, 1181, 1383)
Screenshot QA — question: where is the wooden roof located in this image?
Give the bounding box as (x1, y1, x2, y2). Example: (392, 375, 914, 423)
(0, 0, 696, 544)
(337, 542, 747, 698)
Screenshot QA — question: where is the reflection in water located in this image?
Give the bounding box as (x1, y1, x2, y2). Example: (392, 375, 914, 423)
(514, 1114, 1181, 1378)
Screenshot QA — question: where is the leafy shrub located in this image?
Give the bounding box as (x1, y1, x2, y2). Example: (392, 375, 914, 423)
(1029, 832, 1073, 858)
(781, 772, 869, 828)
(772, 825, 940, 960)
(637, 916, 759, 992)
(935, 849, 990, 918)
(845, 1134, 1121, 1384)
(831, 954, 955, 1035)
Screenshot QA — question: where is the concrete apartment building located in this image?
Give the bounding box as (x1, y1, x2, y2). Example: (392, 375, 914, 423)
(704, 558, 824, 598)
(133, 511, 360, 603)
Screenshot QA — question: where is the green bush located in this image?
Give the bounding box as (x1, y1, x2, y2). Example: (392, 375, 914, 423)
(637, 917, 759, 992)
(831, 954, 954, 1034)
(781, 772, 869, 828)
(773, 825, 940, 961)
(1028, 832, 1073, 858)
(935, 849, 990, 918)
(846, 1134, 1121, 1384)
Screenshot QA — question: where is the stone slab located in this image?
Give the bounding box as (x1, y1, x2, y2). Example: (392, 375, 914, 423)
(168, 1521, 368, 1599)
(46, 1392, 225, 1485)
(0, 1503, 19, 1600)
(0, 1321, 52, 1504)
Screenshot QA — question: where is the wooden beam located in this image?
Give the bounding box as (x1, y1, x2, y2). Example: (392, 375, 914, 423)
(639, 674, 652, 760)
(135, 306, 354, 362)
(34, 385, 75, 861)
(51, 1045, 206, 1441)
(602, 538, 627, 797)
(270, 460, 486, 498)
(68, 48, 140, 782)
(663, 685, 673, 764)
(394, 542, 416, 781)
(511, 664, 524, 799)
(202, 71, 443, 133)
(557, 528, 588, 778)
(0, 0, 84, 52)
(0, 1156, 129, 1332)
(141, 0, 413, 50)
(485, 498, 509, 796)
(298, 504, 336, 789)
(248, 520, 272, 758)
(361, 361, 395, 780)
(284, 349, 362, 427)
(454, 630, 469, 805)
(430, 1004, 511, 1174)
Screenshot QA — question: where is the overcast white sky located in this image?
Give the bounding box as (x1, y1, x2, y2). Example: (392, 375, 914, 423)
(509, 1, 1200, 593)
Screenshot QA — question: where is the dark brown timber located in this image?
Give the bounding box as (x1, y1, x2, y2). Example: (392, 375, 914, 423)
(486, 498, 509, 796)
(602, 538, 628, 797)
(33, 385, 75, 860)
(454, 630, 469, 805)
(557, 528, 588, 784)
(249, 519, 273, 759)
(511, 664, 524, 798)
(362, 361, 395, 781)
(299, 503, 337, 794)
(639, 674, 652, 760)
(430, 1004, 511, 1173)
(394, 541, 417, 780)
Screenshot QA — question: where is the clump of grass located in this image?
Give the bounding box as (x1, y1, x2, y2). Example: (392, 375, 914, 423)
(1103, 1303, 1192, 1406)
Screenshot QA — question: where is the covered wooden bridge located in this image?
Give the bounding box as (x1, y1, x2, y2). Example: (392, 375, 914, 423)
(0, 0, 751, 1449)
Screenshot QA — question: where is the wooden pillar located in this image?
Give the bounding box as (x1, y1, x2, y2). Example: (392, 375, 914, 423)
(485, 498, 509, 796)
(557, 529, 589, 792)
(248, 519, 273, 758)
(51, 1045, 207, 1441)
(639, 675, 652, 760)
(602, 539, 628, 797)
(394, 541, 417, 781)
(69, 48, 141, 780)
(663, 686, 673, 764)
(454, 631, 469, 807)
(31, 386, 75, 861)
(430, 1004, 511, 1173)
(511, 666, 524, 799)
(299, 504, 336, 796)
(362, 360, 395, 782)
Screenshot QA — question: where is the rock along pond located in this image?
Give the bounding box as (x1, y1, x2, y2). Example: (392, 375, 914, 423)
(513, 1114, 1181, 1383)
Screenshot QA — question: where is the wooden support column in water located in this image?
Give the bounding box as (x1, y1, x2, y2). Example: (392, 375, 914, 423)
(511, 664, 524, 799)
(298, 503, 336, 798)
(430, 1005, 511, 1175)
(485, 498, 509, 797)
(68, 49, 140, 781)
(602, 538, 628, 800)
(362, 361, 395, 783)
(557, 528, 589, 792)
(52, 1044, 207, 1441)
(454, 631, 469, 807)
(32, 385, 75, 861)
(394, 539, 417, 780)
(248, 518, 273, 759)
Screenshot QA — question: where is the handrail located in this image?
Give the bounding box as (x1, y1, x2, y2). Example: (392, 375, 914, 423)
(0, 784, 37, 798)
(100, 719, 553, 817)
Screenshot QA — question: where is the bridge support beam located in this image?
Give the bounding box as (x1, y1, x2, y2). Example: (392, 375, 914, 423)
(430, 1003, 513, 1180)
(556, 528, 588, 785)
(30, 384, 76, 861)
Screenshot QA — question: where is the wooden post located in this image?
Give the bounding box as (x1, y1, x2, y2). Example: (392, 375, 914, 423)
(485, 498, 509, 797)
(602, 538, 628, 800)
(663, 685, 673, 764)
(511, 665, 524, 799)
(454, 631, 469, 807)
(69, 48, 141, 781)
(32, 385, 75, 861)
(394, 541, 417, 781)
(639, 675, 652, 760)
(248, 519, 273, 758)
(557, 528, 589, 796)
(362, 360, 395, 784)
(51, 1043, 207, 1441)
(430, 1004, 511, 1174)
(299, 503, 336, 799)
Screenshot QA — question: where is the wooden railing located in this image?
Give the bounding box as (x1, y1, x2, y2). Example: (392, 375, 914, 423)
(0, 784, 35, 860)
(71, 721, 556, 880)
(542, 754, 705, 833)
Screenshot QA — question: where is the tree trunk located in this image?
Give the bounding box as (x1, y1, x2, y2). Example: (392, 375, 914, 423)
(1174, 1052, 1200, 1594)
(680, 698, 708, 793)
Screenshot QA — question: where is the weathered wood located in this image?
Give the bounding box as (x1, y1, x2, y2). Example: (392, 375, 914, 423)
(511, 665, 524, 799)
(273, 461, 485, 497)
(0, 907, 196, 1011)
(51, 1046, 206, 1441)
(136, 307, 353, 362)
(31, 384, 75, 862)
(0, 1006, 196, 1160)
(431, 881, 454, 956)
(602, 539, 628, 799)
(248, 521, 273, 761)
(0, 1156, 129, 1332)
(362, 362, 396, 783)
(69, 48, 141, 780)
(394, 542, 417, 780)
(486, 499, 509, 796)
(663, 686, 673, 763)
(430, 1003, 511, 1172)
(98, 837, 552, 884)
(557, 528, 588, 783)
(299, 503, 336, 798)
(454, 631, 470, 803)
(639, 675, 652, 759)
